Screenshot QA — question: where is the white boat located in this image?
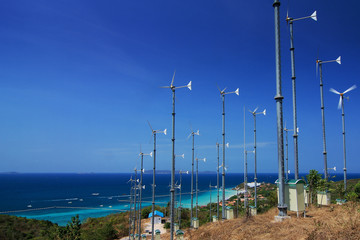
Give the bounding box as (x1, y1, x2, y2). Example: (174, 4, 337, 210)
(92, 193, 99, 196)
(27, 205, 32, 208)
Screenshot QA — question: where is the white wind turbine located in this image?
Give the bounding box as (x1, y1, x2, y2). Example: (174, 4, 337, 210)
(161, 71, 191, 239)
(329, 85, 356, 190)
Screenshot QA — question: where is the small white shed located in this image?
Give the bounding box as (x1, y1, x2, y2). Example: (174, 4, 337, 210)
(148, 210, 165, 225)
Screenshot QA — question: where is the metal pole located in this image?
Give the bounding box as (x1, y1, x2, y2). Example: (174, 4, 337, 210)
(273, 0, 287, 217)
(170, 88, 175, 240)
(289, 21, 299, 179)
(244, 151, 248, 210)
(222, 94, 226, 220)
(151, 133, 156, 240)
(243, 107, 248, 213)
(236, 189, 239, 218)
(319, 63, 328, 181)
(253, 114, 257, 209)
(179, 171, 183, 227)
(216, 143, 220, 220)
(285, 129, 289, 180)
(129, 179, 133, 240)
(209, 183, 212, 222)
(341, 96, 347, 190)
(190, 134, 195, 227)
(138, 154, 144, 240)
(196, 158, 199, 218)
(133, 169, 138, 235)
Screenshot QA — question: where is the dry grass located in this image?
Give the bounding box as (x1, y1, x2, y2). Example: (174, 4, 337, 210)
(159, 203, 360, 240)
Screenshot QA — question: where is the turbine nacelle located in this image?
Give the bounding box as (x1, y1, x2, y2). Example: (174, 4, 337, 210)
(160, 71, 192, 91)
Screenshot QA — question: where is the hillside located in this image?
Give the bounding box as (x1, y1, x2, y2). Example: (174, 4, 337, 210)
(167, 203, 360, 240)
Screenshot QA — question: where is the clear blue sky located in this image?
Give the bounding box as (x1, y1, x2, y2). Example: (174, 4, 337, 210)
(0, 0, 359, 173)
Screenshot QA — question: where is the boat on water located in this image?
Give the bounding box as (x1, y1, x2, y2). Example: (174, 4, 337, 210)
(92, 193, 99, 196)
(27, 205, 32, 208)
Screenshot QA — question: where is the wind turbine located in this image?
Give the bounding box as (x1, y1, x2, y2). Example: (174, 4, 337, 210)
(249, 107, 266, 211)
(317, 56, 341, 181)
(147, 121, 166, 240)
(161, 71, 191, 239)
(195, 157, 206, 218)
(218, 86, 239, 220)
(330, 85, 356, 190)
(138, 150, 152, 240)
(188, 128, 199, 228)
(286, 10, 317, 179)
(178, 170, 189, 227)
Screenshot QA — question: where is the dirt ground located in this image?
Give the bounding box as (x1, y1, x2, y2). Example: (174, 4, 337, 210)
(159, 203, 360, 240)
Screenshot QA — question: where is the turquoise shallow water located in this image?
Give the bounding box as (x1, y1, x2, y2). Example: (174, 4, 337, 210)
(1, 172, 356, 225)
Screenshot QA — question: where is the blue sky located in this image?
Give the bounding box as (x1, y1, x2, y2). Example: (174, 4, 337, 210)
(0, 0, 359, 174)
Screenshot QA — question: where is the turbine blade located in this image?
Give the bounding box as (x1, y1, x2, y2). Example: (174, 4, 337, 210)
(343, 85, 357, 94)
(338, 96, 342, 109)
(187, 132, 192, 140)
(171, 70, 176, 87)
(329, 88, 340, 95)
(147, 120, 153, 132)
(286, 9, 289, 22)
(222, 87, 227, 93)
(216, 83, 222, 93)
(253, 107, 258, 113)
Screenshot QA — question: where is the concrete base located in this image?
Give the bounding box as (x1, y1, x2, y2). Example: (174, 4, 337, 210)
(274, 215, 291, 222)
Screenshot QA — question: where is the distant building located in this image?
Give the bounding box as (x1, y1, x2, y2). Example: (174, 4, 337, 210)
(148, 210, 164, 225)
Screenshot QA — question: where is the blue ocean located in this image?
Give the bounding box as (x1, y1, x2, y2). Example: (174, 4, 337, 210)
(0, 172, 358, 226)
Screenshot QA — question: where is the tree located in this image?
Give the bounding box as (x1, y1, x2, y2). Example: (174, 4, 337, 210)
(354, 182, 360, 198)
(306, 169, 322, 204)
(65, 214, 81, 240)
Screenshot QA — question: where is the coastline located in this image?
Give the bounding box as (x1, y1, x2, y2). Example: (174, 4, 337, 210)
(14, 187, 238, 226)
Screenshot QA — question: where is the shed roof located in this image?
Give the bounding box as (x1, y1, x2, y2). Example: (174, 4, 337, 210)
(275, 179, 305, 185)
(148, 210, 164, 218)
